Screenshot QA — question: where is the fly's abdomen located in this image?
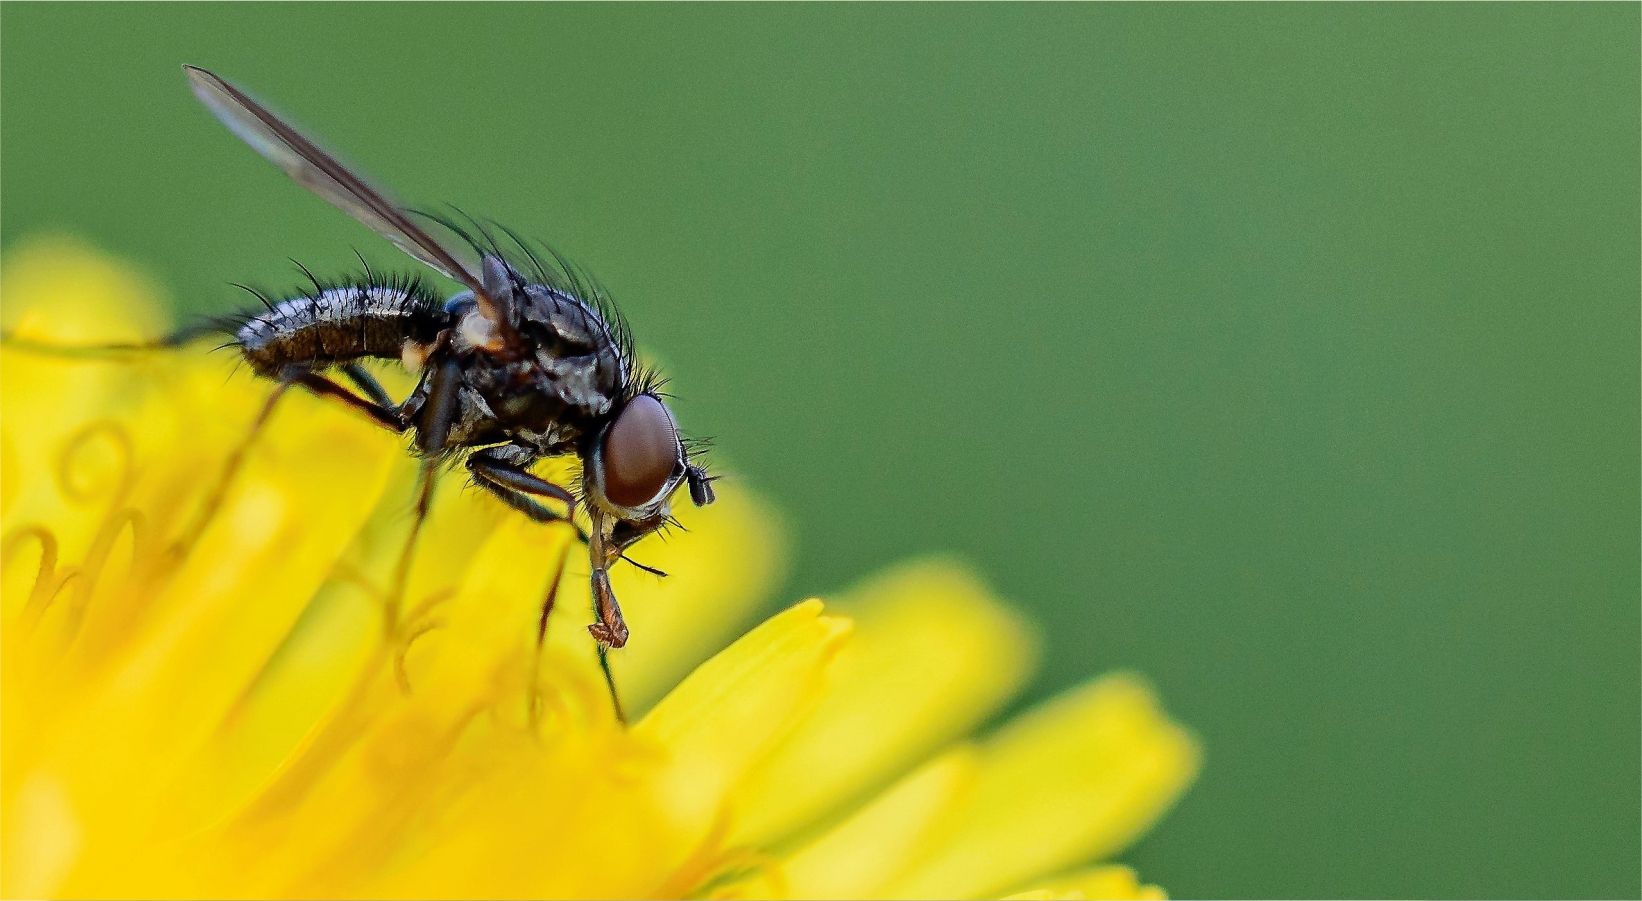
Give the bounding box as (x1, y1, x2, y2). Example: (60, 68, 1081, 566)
(237, 284, 450, 377)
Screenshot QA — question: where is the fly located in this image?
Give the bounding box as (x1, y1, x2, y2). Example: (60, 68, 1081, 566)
(163, 67, 715, 717)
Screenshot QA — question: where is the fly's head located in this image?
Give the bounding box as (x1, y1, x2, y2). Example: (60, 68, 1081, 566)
(584, 390, 716, 550)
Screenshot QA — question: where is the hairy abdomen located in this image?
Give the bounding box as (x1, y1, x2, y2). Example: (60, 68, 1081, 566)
(237, 284, 450, 377)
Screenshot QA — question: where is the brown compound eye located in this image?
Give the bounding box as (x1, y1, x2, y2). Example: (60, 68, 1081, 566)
(600, 394, 682, 509)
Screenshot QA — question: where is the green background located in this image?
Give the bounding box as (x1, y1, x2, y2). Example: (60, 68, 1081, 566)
(3, 4, 1637, 898)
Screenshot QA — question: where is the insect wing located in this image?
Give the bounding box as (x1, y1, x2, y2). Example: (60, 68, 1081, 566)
(184, 66, 489, 301)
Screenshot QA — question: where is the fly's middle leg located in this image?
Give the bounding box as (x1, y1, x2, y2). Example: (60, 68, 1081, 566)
(467, 445, 584, 536)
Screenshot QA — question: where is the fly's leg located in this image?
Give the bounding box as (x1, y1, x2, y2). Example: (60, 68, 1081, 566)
(1, 323, 415, 434)
(596, 637, 626, 726)
(0, 322, 224, 359)
(468, 446, 576, 518)
(588, 511, 670, 650)
(470, 447, 636, 726)
(288, 371, 407, 431)
(475, 481, 572, 526)
(414, 357, 462, 455)
(170, 380, 292, 561)
(340, 361, 395, 409)
(586, 507, 630, 724)
(467, 444, 598, 658)
(467, 445, 588, 537)
(468, 457, 576, 505)
(527, 540, 575, 728)
(384, 355, 458, 640)
(536, 541, 573, 645)
(587, 517, 629, 649)
(383, 460, 437, 641)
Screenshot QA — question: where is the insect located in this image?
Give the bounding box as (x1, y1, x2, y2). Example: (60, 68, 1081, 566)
(179, 66, 716, 707)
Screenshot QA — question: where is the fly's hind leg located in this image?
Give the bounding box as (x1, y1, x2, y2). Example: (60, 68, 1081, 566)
(0, 321, 226, 359)
(340, 361, 395, 409)
(171, 379, 293, 560)
(288, 371, 407, 431)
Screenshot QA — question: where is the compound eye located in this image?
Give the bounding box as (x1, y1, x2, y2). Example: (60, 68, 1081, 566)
(601, 394, 681, 508)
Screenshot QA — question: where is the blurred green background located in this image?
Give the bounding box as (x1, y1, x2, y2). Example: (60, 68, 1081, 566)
(3, 4, 1637, 898)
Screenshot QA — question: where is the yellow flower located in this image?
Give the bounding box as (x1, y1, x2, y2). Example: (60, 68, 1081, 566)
(1, 239, 1200, 900)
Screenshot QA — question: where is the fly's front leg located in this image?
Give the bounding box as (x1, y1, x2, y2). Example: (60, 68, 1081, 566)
(587, 510, 629, 649)
(586, 508, 628, 724)
(585, 510, 668, 647)
(415, 356, 463, 454)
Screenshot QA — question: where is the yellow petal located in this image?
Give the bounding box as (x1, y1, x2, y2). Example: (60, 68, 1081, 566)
(195, 452, 511, 818)
(780, 747, 981, 900)
(23, 398, 404, 895)
(2, 238, 175, 594)
(350, 583, 844, 899)
(636, 598, 853, 892)
(728, 558, 1037, 849)
(1, 236, 165, 343)
(882, 673, 1200, 900)
(605, 481, 788, 716)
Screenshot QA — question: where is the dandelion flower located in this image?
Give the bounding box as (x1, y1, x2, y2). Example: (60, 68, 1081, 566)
(1, 239, 1200, 900)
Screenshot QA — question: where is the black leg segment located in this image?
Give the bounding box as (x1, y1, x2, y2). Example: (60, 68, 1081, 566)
(341, 361, 396, 409)
(290, 372, 406, 431)
(416, 357, 463, 455)
(468, 454, 576, 506)
(467, 445, 580, 528)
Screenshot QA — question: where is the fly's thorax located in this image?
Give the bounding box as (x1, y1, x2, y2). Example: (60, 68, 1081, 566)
(442, 283, 627, 442)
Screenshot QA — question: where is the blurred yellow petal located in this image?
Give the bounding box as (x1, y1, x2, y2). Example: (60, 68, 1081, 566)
(780, 748, 981, 900)
(639, 599, 853, 869)
(1, 236, 165, 342)
(881, 674, 1201, 900)
(729, 558, 1038, 849)
(606, 483, 788, 715)
(194, 453, 509, 818)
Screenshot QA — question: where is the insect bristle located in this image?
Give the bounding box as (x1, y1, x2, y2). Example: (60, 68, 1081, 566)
(413, 206, 642, 392)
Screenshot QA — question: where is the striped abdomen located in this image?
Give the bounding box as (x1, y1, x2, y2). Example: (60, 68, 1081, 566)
(237, 284, 451, 377)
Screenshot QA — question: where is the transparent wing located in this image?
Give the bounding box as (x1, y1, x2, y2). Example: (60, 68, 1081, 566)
(184, 65, 492, 304)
